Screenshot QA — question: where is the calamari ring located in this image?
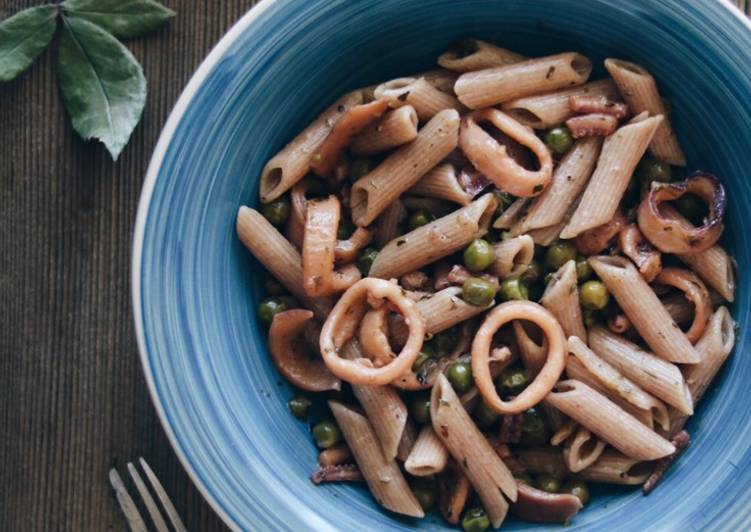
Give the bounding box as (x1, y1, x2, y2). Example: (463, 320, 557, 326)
(654, 268, 711, 344)
(459, 108, 553, 197)
(320, 278, 425, 385)
(637, 172, 726, 254)
(269, 309, 341, 392)
(472, 301, 566, 415)
(619, 224, 661, 282)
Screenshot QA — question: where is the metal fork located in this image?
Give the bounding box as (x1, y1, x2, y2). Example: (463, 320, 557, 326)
(109, 457, 188, 532)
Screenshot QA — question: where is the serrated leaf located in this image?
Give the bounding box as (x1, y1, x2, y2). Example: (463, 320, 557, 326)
(62, 0, 174, 40)
(57, 16, 146, 160)
(0, 5, 59, 82)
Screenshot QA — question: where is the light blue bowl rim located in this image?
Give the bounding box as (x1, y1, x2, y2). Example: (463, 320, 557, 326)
(132, 1, 751, 530)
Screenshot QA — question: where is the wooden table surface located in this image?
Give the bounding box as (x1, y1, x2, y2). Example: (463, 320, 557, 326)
(1, 1, 749, 531)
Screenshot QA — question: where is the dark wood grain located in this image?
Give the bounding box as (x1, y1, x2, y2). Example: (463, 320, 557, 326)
(0, 1, 258, 530)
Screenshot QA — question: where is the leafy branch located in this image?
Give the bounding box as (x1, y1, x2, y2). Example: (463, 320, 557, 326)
(0, 0, 175, 160)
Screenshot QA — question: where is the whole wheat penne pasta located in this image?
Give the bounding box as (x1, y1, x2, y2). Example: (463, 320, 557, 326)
(374, 199, 406, 248)
(431, 375, 517, 528)
(369, 193, 496, 279)
(545, 379, 675, 461)
(588, 256, 699, 364)
(526, 222, 566, 246)
(517, 448, 568, 479)
(405, 426, 450, 476)
(576, 450, 653, 485)
(438, 39, 526, 72)
(493, 198, 529, 230)
(588, 326, 694, 415)
(561, 115, 663, 238)
(677, 244, 736, 302)
(350, 106, 419, 155)
(236, 207, 332, 318)
(329, 401, 424, 518)
(374, 77, 462, 122)
(455, 52, 592, 109)
(670, 307, 735, 434)
(563, 426, 606, 473)
(502, 79, 621, 129)
(351, 109, 460, 226)
(605, 58, 686, 165)
(512, 321, 547, 374)
(540, 261, 587, 342)
(414, 69, 460, 93)
(396, 421, 418, 461)
(490, 235, 534, 278)
(260, 91, 362, 202)
(515, 137, 602, 233)
(409, 163, 473, 205)
(551, 418, 578, 446)
(565, 355, 659, 429)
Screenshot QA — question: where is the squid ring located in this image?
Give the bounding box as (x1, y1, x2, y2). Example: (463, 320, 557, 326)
(471, 301, 566, 415)
(459, 108, 553, 197)
(637, 172, 726, 254)
(320, 278, 425, 385)
(654, 268, 711, 343)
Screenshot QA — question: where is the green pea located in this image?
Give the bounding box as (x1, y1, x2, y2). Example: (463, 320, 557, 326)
(357, 248, 378, 276)
(520, 407, 549, 447)
(580, 280, 610, 310)
(535, 473, 561, 493)
(474, 401, 500, 429)
(562, 479, 590, 506)
(312, 420, 342, 449)
(287, 397, 311, 420)
(675, 194, 707, 226)
(500, 276, 528, 301)
(448, 361, 473, 394)
(260, 197, 291, 226)
(544, 240, 577, 270)
(575, 255, 593, 282)
(433, 327, 459, 357)
(408, 210, 436, 231)
(637, 157, 672, 184)
(257, 297, 289, 326)
(494, 190, 515, 217)
(411, 478, 437, 510)
(544, 126, 573, 156)
(410, 394, 431, 425)
(350, 157, 375, 181)
(462, 507, 490, 532)
(583, 308, 599, 328)
(337, 218, 356, 240)
(463, 239, 496, 272)
(462, 277, 496, 307)
(520, 260, 542, 285)
(500, 366, 532, 395)
(412, 351, 432, 372)
(514, 471, 533, 485)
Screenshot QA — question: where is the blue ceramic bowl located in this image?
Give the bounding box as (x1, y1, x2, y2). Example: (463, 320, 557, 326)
(133, 1, 751, 530)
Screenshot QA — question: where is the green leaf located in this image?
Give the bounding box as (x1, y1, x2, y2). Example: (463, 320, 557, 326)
(0, 5, 59, 82)
(57, 16, 146, 160)
(62, 0, 174, 40)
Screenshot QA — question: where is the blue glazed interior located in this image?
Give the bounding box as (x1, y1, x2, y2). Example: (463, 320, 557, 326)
(136, 1, 751, 530)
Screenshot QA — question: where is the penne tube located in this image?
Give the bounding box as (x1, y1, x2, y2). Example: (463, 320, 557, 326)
(545, 379, 675, 461)
(405, 426, 450, 476)
(369, 193, 496, 279)
(374, 199, 406, 248)
(350, 106, 419, 155)
(515, 137, 602, 233)
(397, 421, 418, 462)
(455, 52, 592, 109)
(351, 109, 460, 226)
(540, 261, 587, 342)
(493, 198, 529, 229)
(561, 114, 662, 238)
(431, 375, 517, 528)
(563, 426, 606, 473)
(414, 69, 460, 93)
(490, 235, 534, 278)
(374, 77, 462, 122)
(670, 307, 735, 434)
(576, 450, 653, 485)
(236, 207, 332, 318)
(588, 326, 694, 415)
(551, 418, 578, 446)
(526, 222, 566, 246)
(260, 91, 362, 202)
(588, 256, 699, 364)
(329, 401, 424, 518)
(605, 58, 686, 165)
(512, 321, 547, 375)
(502, 79, 621, 129)
(677, 244, 736, 302)
(517, 448, 568, 479)
(438, 39, 526, 72)
(409, 163, 473, 205)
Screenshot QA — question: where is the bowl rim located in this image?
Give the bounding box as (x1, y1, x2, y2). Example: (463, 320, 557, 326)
(131, 1, 751, 531)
